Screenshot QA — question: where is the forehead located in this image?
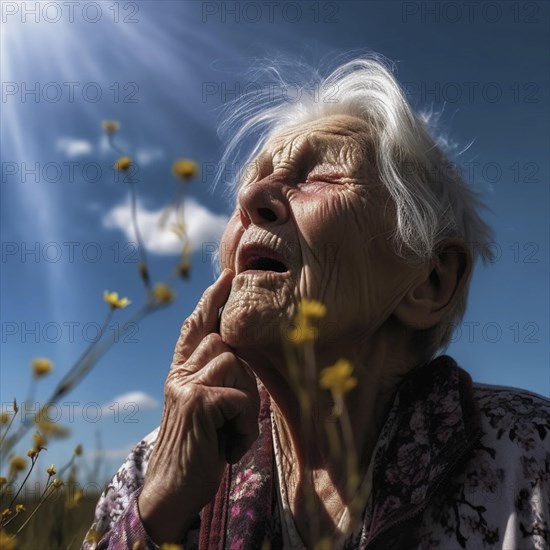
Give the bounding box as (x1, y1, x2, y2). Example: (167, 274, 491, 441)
(262, 114, 371, 161)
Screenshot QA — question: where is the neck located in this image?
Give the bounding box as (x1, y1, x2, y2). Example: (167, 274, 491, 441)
(235, 326, 416, 526)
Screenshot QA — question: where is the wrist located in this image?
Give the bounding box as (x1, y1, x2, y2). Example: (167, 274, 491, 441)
(137, 485, 198, 544)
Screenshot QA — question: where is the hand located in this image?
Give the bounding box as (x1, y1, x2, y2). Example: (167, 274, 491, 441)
(138, 269, 260, 543)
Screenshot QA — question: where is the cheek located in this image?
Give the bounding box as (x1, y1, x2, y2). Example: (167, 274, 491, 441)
(298, 194, 369, 281)
(219, 215, 242, 270)
(297, 196, 402, 328)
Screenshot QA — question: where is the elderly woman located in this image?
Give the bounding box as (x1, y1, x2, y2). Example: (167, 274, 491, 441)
(84, 57, 549, 549)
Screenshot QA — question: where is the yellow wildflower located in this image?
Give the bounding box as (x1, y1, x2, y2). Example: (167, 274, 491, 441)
(0, 530, 16, 550)
(114, 156, 132, 171)
(287, 299, 326, 345)
(9, 456, 27, 477)
(132, 542, 143, 550)
(47, 464, 56, 476)
(172, 159, 198, 181)
(67, 488, 84, 509)
(152, 283, 175, 304)
(299, 299, 327, 319)
(319, 359, 357, 395)
(32, 357, 53, 378)
(51, 479, 63, 489)
(314, 538, 332, 550)
(1, 508, 12, 519)
(177, 260, 190, 279)
(85, 529, 102, 545)
(27, 449, 37, 458)
(35, 413, 69, 439)
(287, 322, 316, 344)
(0, 477, 7, 486)
(103, 290, 131, 309)
(170, 222, 187, 239)
(15, 504, 26, 514)
(138, 262, 150, 284)
(0, 412, 9, 424)
(33, 432, 47, 451)
(102, 120, 120, 134)
(74, 444, 83, 456)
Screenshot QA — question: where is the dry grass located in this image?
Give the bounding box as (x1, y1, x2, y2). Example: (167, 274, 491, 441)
(2, 494, 98, 550)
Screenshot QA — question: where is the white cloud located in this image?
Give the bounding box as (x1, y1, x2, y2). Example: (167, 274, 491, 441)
(56, 137, 93, 157)
(102, 198, 229, 255)
(101, 391, 159, 413)
(61, 391, 159, 419)
(99, 134, 111, 154)
(135, 148, 164, 166)
(57, 136, 162, 166)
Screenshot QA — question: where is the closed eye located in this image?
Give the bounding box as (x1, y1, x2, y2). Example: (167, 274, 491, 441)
(306, 171, 347, 184)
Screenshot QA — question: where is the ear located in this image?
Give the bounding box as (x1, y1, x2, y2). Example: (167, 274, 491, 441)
(394, 239, 472, 330)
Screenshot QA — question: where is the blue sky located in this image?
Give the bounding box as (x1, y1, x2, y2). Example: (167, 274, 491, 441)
(1, 1, 548, 481)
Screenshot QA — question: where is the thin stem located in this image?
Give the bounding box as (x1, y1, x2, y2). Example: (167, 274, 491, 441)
(128, 179, 151, 290)
(7, 456, 38, 509)
(1, 510, 20, 529)
(50, 308, 115, 401)
(159, 181, 186, 231)
(0, 304, 159, 455)
(107, 134, 124, 155)
(51, 306, 149, 400)
(0, 407, 19, 444)
(333, 391, 367, 533)
(302, 341, 321, 547)
(282, 337, 321, 547)
(1, 309, 113, 454)
(106, 132, 151, 290)
(56, 453, 76, 479)
(335, 393, 358, 497)
(24, 378, 38, 415)
(14, 478, 58, 535)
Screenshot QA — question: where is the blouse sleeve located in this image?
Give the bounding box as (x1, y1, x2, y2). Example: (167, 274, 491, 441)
(82, 427, 201, 549)
(81, 427, 161, 549)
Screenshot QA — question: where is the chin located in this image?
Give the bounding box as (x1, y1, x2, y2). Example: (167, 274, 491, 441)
(220, 303, 285, 350)
(219, 285, 290, 351)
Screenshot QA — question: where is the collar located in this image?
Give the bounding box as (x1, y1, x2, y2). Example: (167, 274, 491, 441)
(364, 355, 482, 547)
(199, 355, 482, 550)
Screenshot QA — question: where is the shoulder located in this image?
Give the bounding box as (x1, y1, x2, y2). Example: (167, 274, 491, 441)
(472, 382, 550, 453)
(473, 381, 550, 408)
(415, 381, 550, 549)
(90, 427, 160, 534)
(462, 382, 549, 548)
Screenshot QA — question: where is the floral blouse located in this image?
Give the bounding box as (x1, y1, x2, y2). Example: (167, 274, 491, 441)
(82, 356, 550, 549)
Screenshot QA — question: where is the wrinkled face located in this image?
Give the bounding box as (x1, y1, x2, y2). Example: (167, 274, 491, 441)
(219, 114, 419, 352)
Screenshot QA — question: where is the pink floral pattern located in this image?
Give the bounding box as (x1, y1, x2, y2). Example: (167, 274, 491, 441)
(83, 356, 550, 549)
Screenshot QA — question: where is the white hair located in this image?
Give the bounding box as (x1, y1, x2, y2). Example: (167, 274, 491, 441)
(214, 54, 494, 357)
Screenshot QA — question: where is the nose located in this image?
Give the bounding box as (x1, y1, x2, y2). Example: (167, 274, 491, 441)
(237, 178, 289, 229)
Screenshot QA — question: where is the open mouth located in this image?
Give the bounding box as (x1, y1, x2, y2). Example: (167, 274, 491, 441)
(243, 256, 288, 273)
(238, 245, 290, 274)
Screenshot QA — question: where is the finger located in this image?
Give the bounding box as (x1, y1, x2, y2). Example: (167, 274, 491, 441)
(203, 357, 260, 463)
(168, 342, 259, 424)
(205, 386, 260, 464)
(197, 352, 259, 400)
(224, 389, 261, 464)
(172, 269, 234, 365)
(171, 333, 228, 374)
